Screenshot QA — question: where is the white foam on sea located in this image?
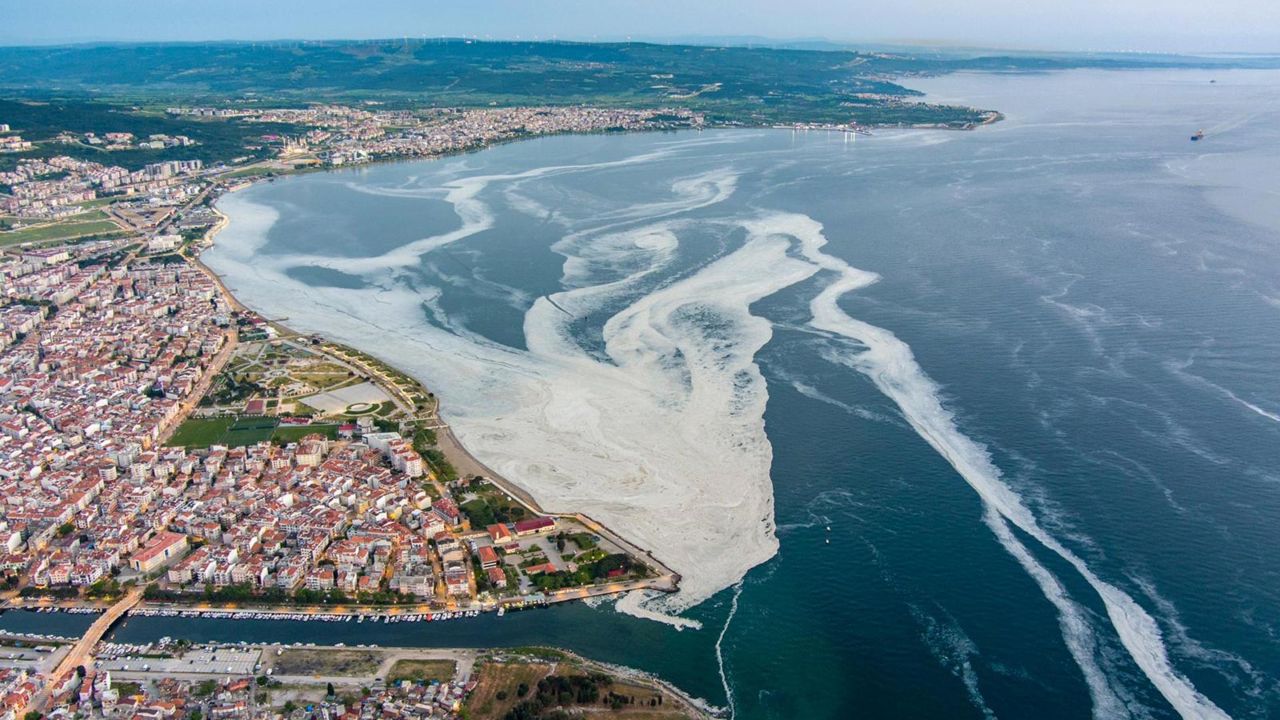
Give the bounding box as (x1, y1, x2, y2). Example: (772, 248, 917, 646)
(1165, 354, 1280, 425)
(508, 213, 820, 609)
(210, 158, 804, 612)
(715, 580, 744, 720)
(270, 143, 695, 275)
(910, 603, 998, 720)
(770, 211, 1231, 719)
(210, 150, 1229, 719)
(615, 591, 703, 631)
(986, 511, 1132, 718)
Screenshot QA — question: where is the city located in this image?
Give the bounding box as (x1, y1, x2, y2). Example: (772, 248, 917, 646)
(0, 102, 689, 720)
(3, 4, 1278, 719)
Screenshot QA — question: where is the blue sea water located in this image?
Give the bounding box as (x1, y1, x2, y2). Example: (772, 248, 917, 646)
(12, 69, 1280, 719)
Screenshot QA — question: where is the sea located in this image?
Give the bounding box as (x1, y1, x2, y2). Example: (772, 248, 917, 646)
(9, 69, 1280, 719)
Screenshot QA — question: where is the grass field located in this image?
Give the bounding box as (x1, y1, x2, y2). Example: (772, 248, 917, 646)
(386, 658, 457, 684)
(169, 416, 341, 447)
(0, 218, 123, 246)
(465, 662, 551, 719)
(223, 166, 278, 178)
(112, 681, 144, 698)
(222, 416, 279, 445)
(272, 423, 338, 444)
(274, 648, 382, 677)
(466, 661, 691, 720)
(167, 416, 234, 447)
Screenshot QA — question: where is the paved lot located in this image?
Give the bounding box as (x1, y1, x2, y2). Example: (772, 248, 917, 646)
(99, 647, 261, 676)
(300, 381, 389, 413)
(0, 645, 66, 673)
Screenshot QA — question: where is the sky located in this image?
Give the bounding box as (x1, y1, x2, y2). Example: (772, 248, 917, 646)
(2, 0, 1278, 53)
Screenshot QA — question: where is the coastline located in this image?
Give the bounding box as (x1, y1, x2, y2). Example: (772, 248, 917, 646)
(0, 621, 718, 720)
(189, 177, 683, 601)
(0, 177, 717, 711)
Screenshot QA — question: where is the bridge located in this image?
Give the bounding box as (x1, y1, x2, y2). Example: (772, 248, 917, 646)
(30, 588, 142, 712)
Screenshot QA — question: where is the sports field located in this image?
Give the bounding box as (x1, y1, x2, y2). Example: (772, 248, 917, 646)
(168, 416, 339, 448)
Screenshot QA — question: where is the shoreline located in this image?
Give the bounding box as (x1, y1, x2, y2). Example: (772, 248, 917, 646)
(158, 119, 998, 617)
(11, 121, 981, 619)
(0, 623, 718, 720)
(186, 173, 683, 603)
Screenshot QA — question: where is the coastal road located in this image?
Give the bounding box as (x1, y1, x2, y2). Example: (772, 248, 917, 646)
(316, 342, 425, 418)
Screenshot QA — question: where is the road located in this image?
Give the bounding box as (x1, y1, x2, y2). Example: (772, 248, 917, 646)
(153, 328, 239, 447)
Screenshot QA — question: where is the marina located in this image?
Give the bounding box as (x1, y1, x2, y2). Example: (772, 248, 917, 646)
(127, 607, 493, 622)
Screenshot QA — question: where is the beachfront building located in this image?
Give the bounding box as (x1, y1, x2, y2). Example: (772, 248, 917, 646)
(514, 516, 556, 537)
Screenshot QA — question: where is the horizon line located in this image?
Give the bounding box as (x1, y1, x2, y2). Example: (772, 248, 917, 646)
(0, 34, 1276, 57)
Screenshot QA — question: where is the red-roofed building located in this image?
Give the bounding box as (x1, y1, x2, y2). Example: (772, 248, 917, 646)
(513, 516, 556, 537)
(486, 566, 507, 588)
(129, 531, 189, 574)
(433, 497, 461, 526)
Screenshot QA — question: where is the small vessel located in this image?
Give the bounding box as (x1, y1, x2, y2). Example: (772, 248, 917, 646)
(1191, 130, 1205, 142)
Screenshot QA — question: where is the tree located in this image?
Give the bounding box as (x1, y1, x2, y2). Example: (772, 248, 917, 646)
(194, 679, 217, 696)
(56, 522, 75, 537)
(326, 682, 335, 698)
(282, 701, 296, 714)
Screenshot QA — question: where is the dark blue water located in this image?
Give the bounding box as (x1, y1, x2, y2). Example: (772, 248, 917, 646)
(14, 69, 1280, 719)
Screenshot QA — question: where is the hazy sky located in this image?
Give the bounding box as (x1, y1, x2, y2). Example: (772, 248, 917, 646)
(2, 0, 1277, 53)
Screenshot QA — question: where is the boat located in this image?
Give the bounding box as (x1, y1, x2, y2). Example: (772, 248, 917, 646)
(1191, 130, 1205, 141)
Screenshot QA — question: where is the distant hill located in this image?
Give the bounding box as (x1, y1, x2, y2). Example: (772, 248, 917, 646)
(0, 39, 1273, 127)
